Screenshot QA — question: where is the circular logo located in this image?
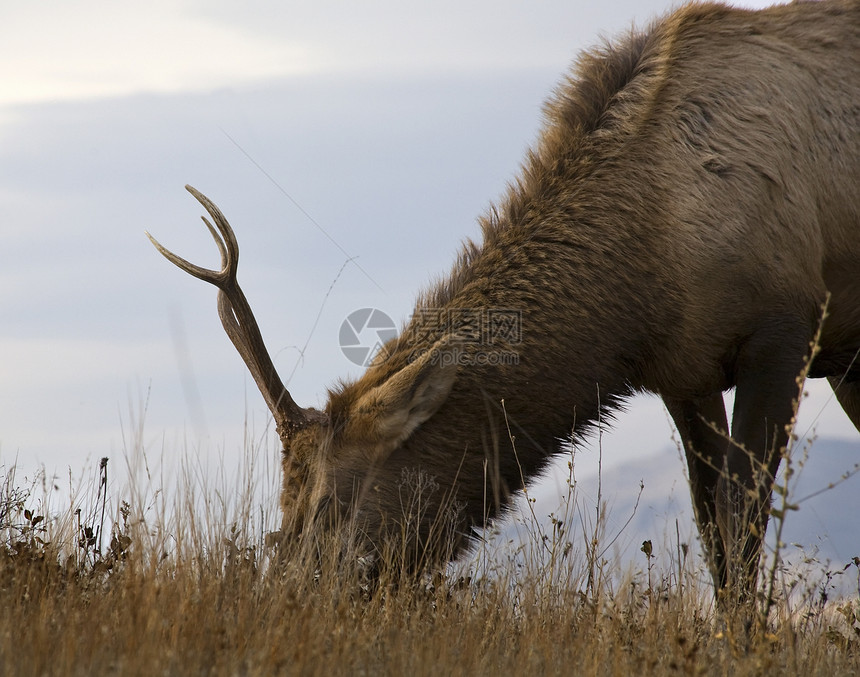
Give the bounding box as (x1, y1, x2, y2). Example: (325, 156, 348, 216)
(339, 308, 398, 366)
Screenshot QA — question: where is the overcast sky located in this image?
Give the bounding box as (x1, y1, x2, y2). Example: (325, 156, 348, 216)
(1, 0, 856, 539)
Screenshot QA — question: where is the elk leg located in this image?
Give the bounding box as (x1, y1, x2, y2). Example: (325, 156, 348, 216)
(719, 322, 810, 598)
(665, 393, 730, 591)
(828, 376, 860, 433)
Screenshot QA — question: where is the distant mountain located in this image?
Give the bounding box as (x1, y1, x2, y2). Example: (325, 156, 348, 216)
(463, 438, 860, 594)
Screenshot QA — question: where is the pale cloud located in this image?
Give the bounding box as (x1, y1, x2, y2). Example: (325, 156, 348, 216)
(0, 1, 322, 107)
(1, 0, 779, 108)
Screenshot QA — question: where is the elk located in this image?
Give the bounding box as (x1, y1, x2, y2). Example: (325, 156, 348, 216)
(148, 0, 860, 599)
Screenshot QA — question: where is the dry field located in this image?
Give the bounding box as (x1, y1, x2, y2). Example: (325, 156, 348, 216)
(2, 428, 859, 677)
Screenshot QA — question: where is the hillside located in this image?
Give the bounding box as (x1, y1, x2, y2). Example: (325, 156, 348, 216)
(468, 437, 860, 594)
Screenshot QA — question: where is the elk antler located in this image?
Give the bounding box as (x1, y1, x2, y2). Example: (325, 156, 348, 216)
(146, 185, 311, 440)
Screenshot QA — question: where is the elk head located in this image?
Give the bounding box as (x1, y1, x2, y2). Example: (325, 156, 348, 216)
(147, 186, 460, 562)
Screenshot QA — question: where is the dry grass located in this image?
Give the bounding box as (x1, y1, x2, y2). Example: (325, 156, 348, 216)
(2, 430, 860, 677)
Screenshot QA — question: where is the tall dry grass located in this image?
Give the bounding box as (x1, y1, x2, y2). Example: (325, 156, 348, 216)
(2, 413, 859, 677)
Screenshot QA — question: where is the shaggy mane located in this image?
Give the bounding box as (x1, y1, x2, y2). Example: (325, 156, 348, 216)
(417, 27, 658, 311)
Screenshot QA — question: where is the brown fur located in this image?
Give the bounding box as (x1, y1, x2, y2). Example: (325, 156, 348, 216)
(154, 0, 860, 597)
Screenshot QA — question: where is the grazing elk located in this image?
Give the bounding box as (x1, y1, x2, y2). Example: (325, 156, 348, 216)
(149, 0, 860, 599)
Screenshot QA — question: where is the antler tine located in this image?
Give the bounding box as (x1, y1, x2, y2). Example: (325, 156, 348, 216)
(148, 186, 312, 440)
(144, 186, 238, 288)
(144, 227, 226, 287)
(185, 185, 237, 279)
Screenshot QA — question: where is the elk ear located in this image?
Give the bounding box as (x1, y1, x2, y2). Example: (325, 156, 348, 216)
(350, 341, 459, 448)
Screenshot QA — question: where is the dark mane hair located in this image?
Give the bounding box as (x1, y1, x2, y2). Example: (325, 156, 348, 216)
(418, 29, 656, 311)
